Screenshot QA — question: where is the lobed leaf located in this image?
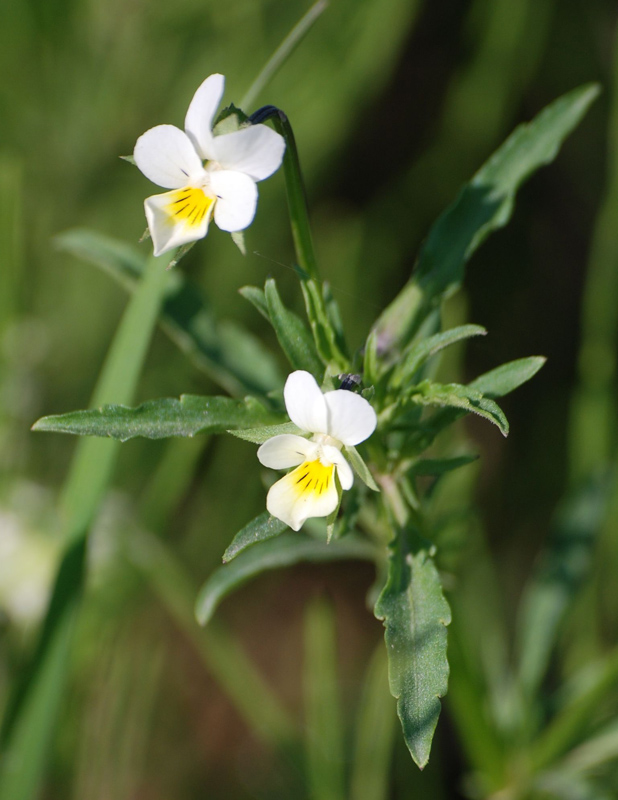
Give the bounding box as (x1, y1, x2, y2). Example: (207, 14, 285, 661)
(196, 532, 377, 626)
(374, 528, 451, 769)
(32, 395, 278, 441)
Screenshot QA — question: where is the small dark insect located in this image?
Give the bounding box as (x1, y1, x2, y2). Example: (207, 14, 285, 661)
(338, 373, 362, 392)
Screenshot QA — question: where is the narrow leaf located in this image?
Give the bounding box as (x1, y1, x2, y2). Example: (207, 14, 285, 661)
(375, 528, 451, 768)
(391, 325, 487, 388)
(228, 421, 303, 444)
(410, 381, 509, 437)
(239, 284, 270, 321)
(32, 395, 277, 441)
(373, 84, 599, 355)
(265, 277, 323, 376)
(222, 512, 288, 563)
(196, 532, 376, 626)
(469, 355, 546, 398)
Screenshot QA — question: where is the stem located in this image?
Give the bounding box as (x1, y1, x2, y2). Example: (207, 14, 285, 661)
(250, 106, 319, 282)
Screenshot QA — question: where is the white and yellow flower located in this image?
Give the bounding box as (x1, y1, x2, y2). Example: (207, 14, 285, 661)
(133, 73, 285, 256)
(257, 371, 377, 531)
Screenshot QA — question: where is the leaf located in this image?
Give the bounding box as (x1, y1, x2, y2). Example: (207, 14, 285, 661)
(374, 528, 451, 769)
(239, 284, 270, 321)
(32, 395, 277, 441)
(409, 455, 479, 476)
(222, 512, 288, 563)
(301, 278, 348, 368)
(265, 277, 323, 376)
(196, 532, 376, 626)
(516, 475, 612, 698)
(344, 445, 380, 492)
(228, 420, 303, 444)
(409, 381, 509, 437)
(391, 325, 487, 388)
(56, 229, 282, 397)
(373, 84, 599, 357)
(469, 355, 546, 398)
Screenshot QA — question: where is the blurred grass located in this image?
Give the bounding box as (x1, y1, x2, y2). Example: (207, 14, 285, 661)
(0, 0, 617, 797)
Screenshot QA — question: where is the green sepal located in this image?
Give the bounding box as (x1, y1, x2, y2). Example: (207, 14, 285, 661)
(344, 445, 380, 492)
(167, 241, 196, 269)
(374, 527, 451, 769)
(265, 277, 323, 376)
(119, 154, 136, 165)
(32, 395, 278, 441)
(231, 230, 247, 255)
(228, 421, 303, 444)
(213, 103, 250, 136)
(222, 512, 288, 563)
(326, 473, 343, 544)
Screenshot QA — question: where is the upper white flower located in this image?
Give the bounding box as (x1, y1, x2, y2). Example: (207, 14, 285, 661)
(257, 371, 377, 531)
(133, 73, 285, 256)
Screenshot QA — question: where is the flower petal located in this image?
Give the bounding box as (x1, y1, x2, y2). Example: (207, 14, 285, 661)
(283, 371, 328, 435)
(184, 73, 225, 160)
(210, 170, 258, 232)
(144, 188, 214, 256)
(266, 459, 339, 531)
(257, 434, 316, 470)
(212, 124, 286, 181)
(324, 390, 377, 446)
(134, 125, 205, 189)
(322, 445, 354, 490)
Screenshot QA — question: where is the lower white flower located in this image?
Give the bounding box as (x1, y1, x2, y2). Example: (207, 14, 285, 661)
(257, 371, 377, 531)
(133, 73, 285, 256)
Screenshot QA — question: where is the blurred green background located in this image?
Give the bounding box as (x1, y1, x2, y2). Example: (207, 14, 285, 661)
(1, 0, 618, 797)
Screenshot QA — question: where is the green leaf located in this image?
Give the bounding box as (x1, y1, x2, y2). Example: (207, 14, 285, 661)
(32, 395, 277, 441)
(391, 325, 487, 388)
(56, 229, 282, 397)
(374, 528, 451, 769)
(516, 476, 612, 698)
(222, 512, 288, 563)
(239, 284, 270, 321)
(409, 455, 479, 476)
(301, 278, 348, 368)
(409, 381, 509, 437)
(265, 278, 323, 375)
(196, 532, 376, 626)
(363, 329, 380, 388)
(373, 84, 599, 356)
(344, 445, 380, 492)
(469, 355, 546, 398)
(228, 420, 303, 444)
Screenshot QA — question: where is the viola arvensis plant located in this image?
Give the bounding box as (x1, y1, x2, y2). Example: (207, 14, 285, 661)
(134, 73, 285, 256)
(257, 371, 377, 531)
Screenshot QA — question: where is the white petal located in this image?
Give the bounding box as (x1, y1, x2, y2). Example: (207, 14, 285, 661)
(184, 73, 225, 160)
(284, 371, 328, 435)
(266, 460, 339, 531)
(144, 188, 213, 256)
(322, 446, 354, 490)
(257, 435, 315, 470)
(324, 390, 377, 446)
(134, 125, 204, 189)
(212, 124, 286, 181)
(210, 170, 258, 232)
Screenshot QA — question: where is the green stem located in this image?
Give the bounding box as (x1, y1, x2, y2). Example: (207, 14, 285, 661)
(251, 106, 319, 282)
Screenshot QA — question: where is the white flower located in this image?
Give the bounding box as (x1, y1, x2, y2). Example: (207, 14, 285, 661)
(133, 74, 285, 256)
(257, 371, 377, 531)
